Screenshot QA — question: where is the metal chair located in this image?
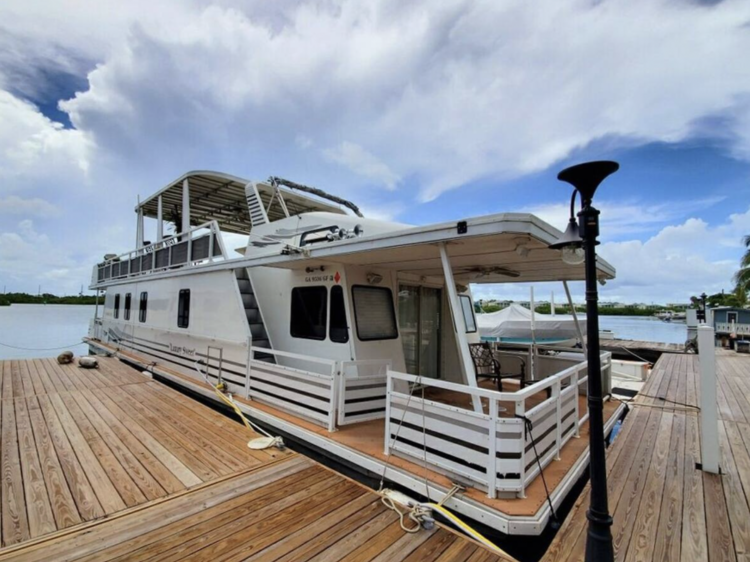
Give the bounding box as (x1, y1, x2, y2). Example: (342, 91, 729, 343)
(469, 342, 527, 391)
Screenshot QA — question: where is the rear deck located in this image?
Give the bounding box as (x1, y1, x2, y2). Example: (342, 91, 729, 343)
(0, 357, 510, 561)
(543, 350, 750, 562)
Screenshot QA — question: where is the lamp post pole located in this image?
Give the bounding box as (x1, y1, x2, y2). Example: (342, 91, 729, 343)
(579, 201, 614, 562)
(549, 160, 619, 562)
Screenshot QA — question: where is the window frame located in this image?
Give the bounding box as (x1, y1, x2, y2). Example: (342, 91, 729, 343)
(329, 285, 349, 344)
(459, 295, 477, 333)
(177, 289, 190, 329)
(290, 286, 328, 341)
(113, 293, 120, 319)
(351, 285, 399, 342)
(139, 292, 148, 323)
(124, 293, 132, 321)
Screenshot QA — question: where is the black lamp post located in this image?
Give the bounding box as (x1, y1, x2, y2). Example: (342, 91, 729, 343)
(700, 292, 708, 324)
(549, 160, 619, 562)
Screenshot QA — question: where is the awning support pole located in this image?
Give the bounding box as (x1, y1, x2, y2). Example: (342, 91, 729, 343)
(564, 281, 587, 353)
(530, 287, 537, 380)
(182, 179, 190, 236)
(157, 195, 164, 242)
(135, 196, 144, 250)
(438, 243, 483, 413)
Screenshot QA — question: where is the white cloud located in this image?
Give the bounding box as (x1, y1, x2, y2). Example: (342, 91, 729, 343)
(0, 195, 59, 218)
(322, 141, 400, 189)
(1, 0, 750, 296)
(524, 196, 726, 240)
(0, 91, 91, 187)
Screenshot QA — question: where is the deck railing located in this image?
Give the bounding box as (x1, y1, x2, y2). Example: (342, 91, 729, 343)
(91, 220, 226, 286)
(715, 322, 750, 335)
(384, 353, 611, 498)
(336, 359, 391, 426)
(245, 346, 338, 432)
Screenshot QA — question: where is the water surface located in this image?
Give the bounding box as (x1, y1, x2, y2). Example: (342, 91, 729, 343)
(0, 304, 95, 360)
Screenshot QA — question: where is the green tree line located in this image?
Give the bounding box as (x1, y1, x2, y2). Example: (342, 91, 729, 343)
(0, 292, 99, 306)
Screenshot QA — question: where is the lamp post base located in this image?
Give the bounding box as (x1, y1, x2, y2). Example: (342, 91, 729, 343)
(585, 508, 614, 562)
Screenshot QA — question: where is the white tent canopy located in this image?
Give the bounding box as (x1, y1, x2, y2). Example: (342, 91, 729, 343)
(477, 303, 585, 342)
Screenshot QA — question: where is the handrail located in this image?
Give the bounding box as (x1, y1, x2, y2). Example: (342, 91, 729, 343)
(249, 346, 337, 367)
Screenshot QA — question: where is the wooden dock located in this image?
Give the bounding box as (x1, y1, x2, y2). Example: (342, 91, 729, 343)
(0, 357, 512, 561)
(542, 350, 750, 562)
(599, 338, 685, 363)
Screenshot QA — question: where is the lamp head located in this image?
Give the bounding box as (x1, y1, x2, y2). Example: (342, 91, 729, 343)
(557, 160, 619, 203)
(549, 218, 585, 264)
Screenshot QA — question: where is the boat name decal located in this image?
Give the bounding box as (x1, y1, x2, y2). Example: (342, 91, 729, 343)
(168, 343, 196, 357)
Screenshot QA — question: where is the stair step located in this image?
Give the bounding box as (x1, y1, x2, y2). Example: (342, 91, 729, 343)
(245, 309, 262, 323)
(241, 293, 259, 308)
(237, 280, 253, 295)
(249, 323, 268, 339)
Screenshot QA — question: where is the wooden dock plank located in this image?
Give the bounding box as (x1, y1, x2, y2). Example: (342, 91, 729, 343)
(1, 397, 30, 546)
(0, 356, 509, 562)
(25, 396, 81, 530)
(544, 351, 750, 562)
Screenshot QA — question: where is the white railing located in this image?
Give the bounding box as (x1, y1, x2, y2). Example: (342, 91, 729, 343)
(716, 322, 750, 335)
(385, 353, 610, 498)
(337, 359, 391, 426)
(245, 346, 338, 432)
(88, 317, 103, 340)
(92, 220, 227, 286)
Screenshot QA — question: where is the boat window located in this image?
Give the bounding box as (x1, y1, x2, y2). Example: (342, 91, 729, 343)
(351, 286, 398, 341)
(124, 293, 132, 321)
(329, 285, 349, 343)
(139, 292, 148, 323)
(300, 226, 339, 247)
(728, 312, 738, 324)
(177, 289, 190, 328)
(460, 295, 477, 333)
(114, 294, 120, 319)
(291, 286, 327, 340)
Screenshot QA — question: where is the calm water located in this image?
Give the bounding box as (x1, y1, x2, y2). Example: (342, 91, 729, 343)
(0, 304, 95, 360)
(598, 315, 687, 344)
(0, 306, 687, 361)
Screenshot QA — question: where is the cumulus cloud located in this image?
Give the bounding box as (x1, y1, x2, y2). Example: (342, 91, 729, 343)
(1, 0, 750, 297)
(0, 196, 59, 218)
(322, 141, 400, 189)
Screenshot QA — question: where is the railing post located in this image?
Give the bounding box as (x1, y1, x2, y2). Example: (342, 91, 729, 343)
(516, 399, 526, 498)
(488, 399, 498, 499)
(698, 325, 720, 474)
(384, 371, 393, 456)
(328, 362, 338, 432)
(573, 369, 581, 437)
(554, 379, 562, 460)
(244, 337, 253, 400)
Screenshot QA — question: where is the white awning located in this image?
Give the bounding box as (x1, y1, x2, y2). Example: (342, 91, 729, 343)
(137, 171, 348, 234)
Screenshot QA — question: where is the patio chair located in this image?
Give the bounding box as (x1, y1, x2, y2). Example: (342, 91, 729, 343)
(469, 342, 527, 392)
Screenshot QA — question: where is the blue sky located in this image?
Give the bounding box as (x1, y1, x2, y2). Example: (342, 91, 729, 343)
(1, 0, 749, 304)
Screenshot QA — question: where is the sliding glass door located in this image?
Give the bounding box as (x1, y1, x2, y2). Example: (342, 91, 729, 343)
(398, 285, 441, 378)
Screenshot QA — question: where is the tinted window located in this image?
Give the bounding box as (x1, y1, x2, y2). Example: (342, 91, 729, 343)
(329, 285, 349, 343)
(124, 293, 132, 321)
(114, 294, 120, 319)
(460, 295, 477, 333)
(177, 289, 190, 328)
(139, 292, 148, 323)
(351, 286, 398, 341)
(291, 286, 327, 340)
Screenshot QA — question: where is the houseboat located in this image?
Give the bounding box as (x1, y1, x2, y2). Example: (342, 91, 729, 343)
(86, 170, 625, 539)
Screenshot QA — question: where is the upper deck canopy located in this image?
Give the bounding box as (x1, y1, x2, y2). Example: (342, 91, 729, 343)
(137, 171, 349, 234)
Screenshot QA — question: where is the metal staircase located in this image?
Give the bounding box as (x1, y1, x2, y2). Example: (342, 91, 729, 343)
(235, 268, 275, 363)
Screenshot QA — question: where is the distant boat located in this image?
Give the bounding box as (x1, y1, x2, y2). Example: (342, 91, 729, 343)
(477, 303, 583, 346)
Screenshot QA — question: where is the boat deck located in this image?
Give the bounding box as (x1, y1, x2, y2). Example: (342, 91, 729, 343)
(543, 350, 750, 562)
(599, 338, 685, 363)
(0, 357, 511, 561)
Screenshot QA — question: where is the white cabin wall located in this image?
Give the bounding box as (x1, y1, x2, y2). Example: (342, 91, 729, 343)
(96, 270, 250, 391)
(249, 264, 355, 373)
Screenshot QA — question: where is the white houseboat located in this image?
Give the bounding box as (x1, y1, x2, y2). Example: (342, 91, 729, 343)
(86, 170, 624, 538)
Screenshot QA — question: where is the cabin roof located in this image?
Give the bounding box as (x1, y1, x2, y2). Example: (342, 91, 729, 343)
(252, 212, 616, 284)
(137, 170, 348, 234)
